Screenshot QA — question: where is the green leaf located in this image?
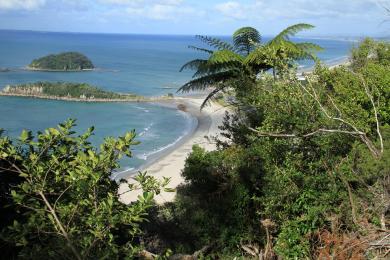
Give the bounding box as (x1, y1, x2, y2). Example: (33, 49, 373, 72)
(19, 129, 32, 142)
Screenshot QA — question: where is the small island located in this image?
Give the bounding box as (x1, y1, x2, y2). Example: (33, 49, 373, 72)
(0, 82, 149, 102)
(28, 52, 94, 71)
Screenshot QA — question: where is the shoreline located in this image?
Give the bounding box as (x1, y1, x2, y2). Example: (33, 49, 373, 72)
(112, 99, 199, 181)
(25, 66, 95, 72)
(0, 92, 172, 102)
(299, 56, 350, 73)
(118, 97, 227, 204)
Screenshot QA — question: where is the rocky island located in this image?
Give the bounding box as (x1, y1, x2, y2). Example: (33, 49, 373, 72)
(28, 52, 94, 71)
(0, 82, 150, 102)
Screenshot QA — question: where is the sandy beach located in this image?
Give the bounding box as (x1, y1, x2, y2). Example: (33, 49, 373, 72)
(118, 96, 227, 204)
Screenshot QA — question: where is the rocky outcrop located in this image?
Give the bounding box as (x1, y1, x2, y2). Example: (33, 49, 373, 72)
(2, 85, 43, 95)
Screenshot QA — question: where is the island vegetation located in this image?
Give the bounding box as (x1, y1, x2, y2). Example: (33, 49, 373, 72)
(28, 52, 94, 71)
(0, 82, 147, 101)
(0, 24, 389, 259)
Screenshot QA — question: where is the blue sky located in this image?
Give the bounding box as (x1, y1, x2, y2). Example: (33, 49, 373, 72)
(0, 0, 389, 36)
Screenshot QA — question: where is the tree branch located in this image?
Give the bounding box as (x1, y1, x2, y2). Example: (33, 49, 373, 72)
(248, 127, 364, 138)
(53, 185, 72, 210)
(360, 75, 384, 154)
(38, 191, 81, 260)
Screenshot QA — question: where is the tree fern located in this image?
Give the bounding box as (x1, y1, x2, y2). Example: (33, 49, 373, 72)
(233, 27, 261, 55)
(179, 24, 321, 109)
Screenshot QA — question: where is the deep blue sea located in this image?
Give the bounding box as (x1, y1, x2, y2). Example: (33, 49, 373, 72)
(0, 30, 355, 170)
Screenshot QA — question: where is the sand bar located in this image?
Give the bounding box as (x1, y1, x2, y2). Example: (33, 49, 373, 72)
(118, 97, 227, 204)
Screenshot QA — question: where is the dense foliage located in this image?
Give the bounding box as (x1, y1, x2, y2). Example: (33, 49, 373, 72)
(29, 52, 94, 71)
(2, 81, 139, 100)
(146, 37, 389, 258)
(0, 120, 169, 259)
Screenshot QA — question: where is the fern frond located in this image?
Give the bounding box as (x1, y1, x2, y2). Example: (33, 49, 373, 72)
(295, 42, 323, 52)
(191, 64, 239, 79)
(180, 59, 207, 72)
(178, 71, 235, 93)
(186, 50, 244, 78)
(244, 47, 274, 71)
(269, 23, 315, 45)
(208, 50, 244, 64)
(188, 45, 214, 54)
(200, 84, 228, 110)
(283, 41, 321, 60)
(196, 35, 235, 51)
(295, 42, 323, 60)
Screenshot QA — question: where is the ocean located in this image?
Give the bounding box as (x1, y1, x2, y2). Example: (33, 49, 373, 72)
(0, 30, 355, 170)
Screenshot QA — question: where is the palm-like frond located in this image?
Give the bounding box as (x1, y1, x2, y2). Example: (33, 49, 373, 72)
(188, 45, 214, 54)
(178, 71, 236, 93)
(295, 42, 323, 52)
(200, 83, 228, 109)
(245, 47, 273, 67)
(188, 50, 244, 79)
(233, 27, 261, 55)
(294, 42, 323, 60)
(208, 50, 244, 65)
(269, 23, 315, 45)
(191, 63, 240, 79)
(180, 59, 207, 72)
(196, 35, 235, 51)
(278, 41, 321, 61)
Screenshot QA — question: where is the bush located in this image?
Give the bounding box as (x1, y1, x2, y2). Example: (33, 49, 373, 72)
(0, 120, 168, 259)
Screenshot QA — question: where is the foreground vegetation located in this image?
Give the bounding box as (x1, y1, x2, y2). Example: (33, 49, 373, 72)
(146, 34, 389, 258)
(0, 26, 389, 259)
(28, 52, 94, 71)
(1, 82, 142, 101)
(0, 120, 171, 258)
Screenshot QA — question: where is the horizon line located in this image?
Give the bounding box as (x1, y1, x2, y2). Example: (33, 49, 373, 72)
(0, 28, 383, 39)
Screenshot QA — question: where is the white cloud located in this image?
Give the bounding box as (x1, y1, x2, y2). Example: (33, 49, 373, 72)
(214, 0, 384, 21)
(100, 0, 199, 21)
(125, 3, 199, 20)
(215, 1, 246, 20)
(99, 0, 143, 6)
(0, 0, 46, 10)
(159, 0, 182, 6)
(100, 0, 182, 7)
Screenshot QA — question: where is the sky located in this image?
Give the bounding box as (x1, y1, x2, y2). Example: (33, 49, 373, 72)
(0, 0, 389, 36)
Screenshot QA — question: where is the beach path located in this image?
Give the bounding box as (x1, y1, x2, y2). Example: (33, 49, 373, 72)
(119, 97, 227, 204)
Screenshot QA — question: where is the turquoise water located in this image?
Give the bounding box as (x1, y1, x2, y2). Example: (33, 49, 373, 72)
(0, 30, 354, 170)
(0, 96, 194, 171)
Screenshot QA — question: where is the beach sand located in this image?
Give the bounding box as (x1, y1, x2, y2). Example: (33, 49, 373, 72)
(118, 97, 227, 204)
